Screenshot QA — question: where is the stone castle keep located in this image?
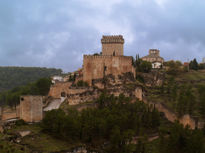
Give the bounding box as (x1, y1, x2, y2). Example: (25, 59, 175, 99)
(83, 35, 135, 85)
(1, 35, 204, 131)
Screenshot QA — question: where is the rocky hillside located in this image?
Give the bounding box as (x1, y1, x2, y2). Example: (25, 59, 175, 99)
(145, 70, 205, 121)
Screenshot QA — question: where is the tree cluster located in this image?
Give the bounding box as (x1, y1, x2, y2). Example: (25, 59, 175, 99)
(0, 78, 52, 107)
(189, 58, 205, 70)
(159, 122, 205, 153)
(0, 66, 62, 92)
(42, 94, 160, 153)
(133, 54, 152, 73)
(164, 60, 183, 75)
(189, 59, 199, 70)
(160, 77, 205, 118)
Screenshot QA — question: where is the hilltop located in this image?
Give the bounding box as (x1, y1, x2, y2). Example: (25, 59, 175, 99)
(0, 35, 205, 153)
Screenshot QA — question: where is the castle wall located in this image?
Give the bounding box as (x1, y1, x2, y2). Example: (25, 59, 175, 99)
(48, 82, 90, 99)
(83, 55, 135, 85)
(1, 107, 19, 121)
(20, 96, 43, 122)
(102, 43, 123, 56)
(143, 99, 205, 129)
(48, 82, 72, 98)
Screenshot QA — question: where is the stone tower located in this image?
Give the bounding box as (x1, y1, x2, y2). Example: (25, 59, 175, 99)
(149, 49, 160, 56)
(101, 35, 124, 56)
(20, 96, 43, 122)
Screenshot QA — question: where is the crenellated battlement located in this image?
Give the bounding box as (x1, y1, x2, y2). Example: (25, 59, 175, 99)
(83, 55, 132, 60)
(101, 35, 124, 44)
(83, 35, 135, 85)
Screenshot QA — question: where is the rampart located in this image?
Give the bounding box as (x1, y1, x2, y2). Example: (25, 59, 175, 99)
(83, 55, 135, 85)
(48, 82, 72, 98)
(1, 106, 20, 121)
(143, 99, 205, 129)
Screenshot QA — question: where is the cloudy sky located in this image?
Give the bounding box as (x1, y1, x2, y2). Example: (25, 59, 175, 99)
(0, 0, 205, 72)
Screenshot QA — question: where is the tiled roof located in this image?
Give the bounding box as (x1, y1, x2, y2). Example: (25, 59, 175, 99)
(142, 54, 164, 60)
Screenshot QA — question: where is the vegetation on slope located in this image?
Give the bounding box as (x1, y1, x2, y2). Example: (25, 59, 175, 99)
(0, 77, 52, 106)
(0, 66, 62, 92)
(0, 94, 205, 153)
(42, 93, 161, 152)
(147, 63, 205, 118)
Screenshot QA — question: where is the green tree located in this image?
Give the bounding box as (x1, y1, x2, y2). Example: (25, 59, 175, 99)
(164, 60, 182, 75)
(189, 58, 199, 70)
(134, 54, 152, 73)
(140, 61, 152, 73)
(198, 85, 205, 117)
(35, 78, 52, 95)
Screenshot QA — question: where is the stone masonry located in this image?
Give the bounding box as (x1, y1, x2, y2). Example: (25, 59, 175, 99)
(101, 35, 124, 56)
(20, 96, 43, 122)
(83, 35, 135, 85)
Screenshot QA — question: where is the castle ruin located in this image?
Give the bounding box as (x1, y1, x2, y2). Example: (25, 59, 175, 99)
(83, 35, 135, 85)
(19, 96, 43, 122)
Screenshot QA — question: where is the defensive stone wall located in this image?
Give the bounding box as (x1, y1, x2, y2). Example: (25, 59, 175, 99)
(48, 82, 72, 98)
(20, 96, 43, 122)
(83, 55, 135, 85)
(144, 99, 205, 129)
(48, 82, 90, 99)
(1, 106, 20, 121)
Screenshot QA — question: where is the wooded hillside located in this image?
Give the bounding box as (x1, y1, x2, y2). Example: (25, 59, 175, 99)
(0, 66, 62, 92)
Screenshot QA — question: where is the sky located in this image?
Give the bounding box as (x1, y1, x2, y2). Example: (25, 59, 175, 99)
(0, 0, 205, 72)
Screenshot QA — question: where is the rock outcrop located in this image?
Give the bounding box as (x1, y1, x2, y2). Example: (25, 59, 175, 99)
(141, 70, 165, 86)
(49, 73, 143, 106)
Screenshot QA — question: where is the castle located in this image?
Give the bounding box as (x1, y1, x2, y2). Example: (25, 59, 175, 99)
(141, 49, 164, 68)
(83, 35, 135, 85)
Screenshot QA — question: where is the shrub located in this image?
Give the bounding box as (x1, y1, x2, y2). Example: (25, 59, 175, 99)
(76, 80, 88, 87)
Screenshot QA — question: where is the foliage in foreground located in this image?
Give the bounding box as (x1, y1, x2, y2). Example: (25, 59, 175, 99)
(42, 94, 160, 152)
(159, 122, 205, 153)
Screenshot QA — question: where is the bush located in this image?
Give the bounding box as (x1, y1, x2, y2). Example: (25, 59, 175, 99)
(15, 119, 27, 126)
(164, 60, 183, 75)
(76, 80, 88, 87)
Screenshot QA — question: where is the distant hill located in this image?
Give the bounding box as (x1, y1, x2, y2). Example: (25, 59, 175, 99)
(0, 66, 62, 92)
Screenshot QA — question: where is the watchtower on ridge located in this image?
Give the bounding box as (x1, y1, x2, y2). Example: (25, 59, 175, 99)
(101, 35, 124, 56)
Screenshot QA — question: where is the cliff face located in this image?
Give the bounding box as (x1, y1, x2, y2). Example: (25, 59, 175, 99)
(49, 73, 143, 106)
(141, 70, 165, 87)
(67, 73, 143, 105)
(142, 70, 205, 129)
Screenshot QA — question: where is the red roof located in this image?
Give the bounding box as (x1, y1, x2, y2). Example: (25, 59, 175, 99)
(184, 62, 189, 66)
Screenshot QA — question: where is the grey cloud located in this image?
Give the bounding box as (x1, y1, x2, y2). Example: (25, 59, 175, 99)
(0, 0, 205, 72)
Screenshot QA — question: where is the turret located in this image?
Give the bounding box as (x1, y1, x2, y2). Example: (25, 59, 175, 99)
(101, 35, 124, 56)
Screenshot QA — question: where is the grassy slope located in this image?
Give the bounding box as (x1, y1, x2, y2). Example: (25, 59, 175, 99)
(1, 124, 82, 153)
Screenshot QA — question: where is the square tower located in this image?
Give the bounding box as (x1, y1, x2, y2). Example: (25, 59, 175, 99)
(101, 35, 124, 56)
(20, 96, 43, 122)
(149, 49, 160, 56)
